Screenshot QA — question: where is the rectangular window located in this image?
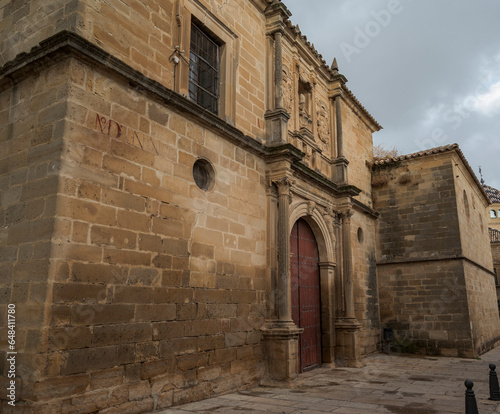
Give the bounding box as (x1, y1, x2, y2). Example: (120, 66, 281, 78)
(189, 22, 220, 115)
(495, 268, 499, 286)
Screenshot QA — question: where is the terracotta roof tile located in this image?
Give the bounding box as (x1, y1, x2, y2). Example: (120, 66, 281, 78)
(484, 185, 500, 204)
(373, 143, 459, 165)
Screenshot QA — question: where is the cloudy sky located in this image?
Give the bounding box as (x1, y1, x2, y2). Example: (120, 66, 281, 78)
(284, 0, 500, 190)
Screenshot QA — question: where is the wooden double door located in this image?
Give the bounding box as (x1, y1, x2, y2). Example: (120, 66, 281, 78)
(290, 219, 322, 372)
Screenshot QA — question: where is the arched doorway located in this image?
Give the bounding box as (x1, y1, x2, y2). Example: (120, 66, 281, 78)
(290, 218, 322, 372)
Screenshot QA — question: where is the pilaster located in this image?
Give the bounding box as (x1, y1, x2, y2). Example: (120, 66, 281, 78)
(335, 207, 363, 367)
(262, 170, 303, 380)
(265, 1, 292, 146)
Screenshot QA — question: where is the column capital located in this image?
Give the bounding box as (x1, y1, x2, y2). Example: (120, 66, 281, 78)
(340, 208, 353, 223)
(274, 176, 295, 196)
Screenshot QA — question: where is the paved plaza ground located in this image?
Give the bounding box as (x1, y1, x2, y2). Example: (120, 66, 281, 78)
(154, 346, 500, 413)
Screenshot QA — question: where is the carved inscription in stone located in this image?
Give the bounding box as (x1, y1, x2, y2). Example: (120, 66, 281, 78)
(94, 113, 159, 155)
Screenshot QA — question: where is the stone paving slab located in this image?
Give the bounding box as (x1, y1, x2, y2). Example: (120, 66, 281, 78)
(154, 346, 500, 413)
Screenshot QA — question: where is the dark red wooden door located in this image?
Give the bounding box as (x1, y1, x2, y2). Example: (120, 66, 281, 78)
(290, 219, 322, 372)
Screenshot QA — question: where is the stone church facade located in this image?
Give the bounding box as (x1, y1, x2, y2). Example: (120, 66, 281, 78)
(0, 0, 498, 413)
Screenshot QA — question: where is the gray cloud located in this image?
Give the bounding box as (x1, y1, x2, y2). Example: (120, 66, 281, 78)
(284, 0, 500, 189)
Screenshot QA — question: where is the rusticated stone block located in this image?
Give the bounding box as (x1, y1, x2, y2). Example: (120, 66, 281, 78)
(176, 353, 208, 371)
(135, 304, 176, 322)
(160, 337, 197, 357)
(140, 358, 174, 380)
(31, 374, 90, 401)
(70, 304, 135, 325)
(172, 383, 210, 406)
(61, 344, 135, 375)
(90, 367, 124, 390)
(92, 323, 152, 346)
(152, 321, 185, 340)
(113, 286, 154, 304)
(61, 389, 109, 413)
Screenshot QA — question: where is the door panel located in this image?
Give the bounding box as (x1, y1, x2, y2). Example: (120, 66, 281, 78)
(290, 219, 322, 372)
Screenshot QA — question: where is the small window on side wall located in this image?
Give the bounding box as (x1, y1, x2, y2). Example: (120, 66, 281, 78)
(491, 210, 497, 219)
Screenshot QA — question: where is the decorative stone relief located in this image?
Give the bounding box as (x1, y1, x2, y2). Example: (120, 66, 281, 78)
(282, 65, 293, 115)
(297, 68, 313, 131)
(307, 201, 316, 216)
(316, 99, 330, 146)
(299, 93, 312, 129)
(323, 207, 337, 262)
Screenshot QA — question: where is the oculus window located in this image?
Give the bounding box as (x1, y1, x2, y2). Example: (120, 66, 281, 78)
(189, 22, 220, 115)
(193, 159, 215, 191)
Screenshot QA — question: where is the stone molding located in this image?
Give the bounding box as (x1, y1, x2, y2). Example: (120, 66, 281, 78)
(0, 31, 362, 201)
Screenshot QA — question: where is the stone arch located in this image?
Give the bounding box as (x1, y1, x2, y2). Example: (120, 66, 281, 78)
(289, 200, 337, 364)
(289, 201, 335, 264)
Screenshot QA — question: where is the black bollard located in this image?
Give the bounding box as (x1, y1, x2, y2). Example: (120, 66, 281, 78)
(489, 364, 500, 401)
(465, 379, 479, 414)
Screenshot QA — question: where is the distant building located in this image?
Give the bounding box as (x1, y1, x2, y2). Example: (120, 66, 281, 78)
(484, 185, 500, 311)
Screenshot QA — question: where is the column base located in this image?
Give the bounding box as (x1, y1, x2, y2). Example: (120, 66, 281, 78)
(335, 318, 364, 368)
(332, 157, 349, 184)
(265, 109, 290, 146)
(262, 321, 303, 381)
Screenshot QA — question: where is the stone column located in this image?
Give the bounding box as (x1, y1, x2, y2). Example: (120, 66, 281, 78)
(341, 209, 355, 319)
(274, 30, 283, 110)
(276, 176, 293, 322)
(331, 95, 348, 184)
(261, 175, 302, 381)
(335, 96, 343, 158)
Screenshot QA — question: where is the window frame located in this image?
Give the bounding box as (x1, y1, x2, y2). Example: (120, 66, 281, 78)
(189, 21, 221, 115)
(178, 2, 238, 124)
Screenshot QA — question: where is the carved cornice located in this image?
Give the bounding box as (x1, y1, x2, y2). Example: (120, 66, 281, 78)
(264, 0, 291, 35)
(352, 198, 380, 219)
(1, 31, 362, 201)
(0, 31, 268, 159)
(291, 161, 361, 197)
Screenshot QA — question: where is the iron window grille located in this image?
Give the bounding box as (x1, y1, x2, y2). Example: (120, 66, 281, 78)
(189, 22, 220, 115)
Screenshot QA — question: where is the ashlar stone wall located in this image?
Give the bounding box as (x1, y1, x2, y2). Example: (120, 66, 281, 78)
(1, 49, 268, 412)
(373, 150, 500, 357)
(351, 211, 380, 356)
(0, 59, 71, 411)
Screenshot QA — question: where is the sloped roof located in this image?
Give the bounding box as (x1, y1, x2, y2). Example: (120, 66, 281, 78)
(373, 143, 460, 166)
(342, 86, 382, 131)
(373, 143, 491, 204)
(484, 185, 500, 204)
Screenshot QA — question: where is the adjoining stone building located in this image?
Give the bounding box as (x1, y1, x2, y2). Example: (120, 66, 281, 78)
(1, 0, 499, 413)
(372, 145, 500, 357)
(484, 185, 500, 311)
